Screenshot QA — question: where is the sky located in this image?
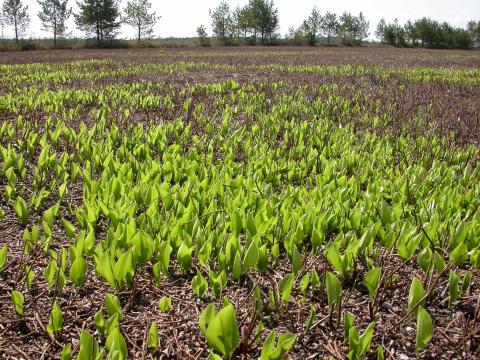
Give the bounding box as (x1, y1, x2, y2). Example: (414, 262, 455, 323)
(3, 0, 480, 40)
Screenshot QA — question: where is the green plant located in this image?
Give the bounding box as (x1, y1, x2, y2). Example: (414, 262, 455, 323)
(199, 302, 240, 358)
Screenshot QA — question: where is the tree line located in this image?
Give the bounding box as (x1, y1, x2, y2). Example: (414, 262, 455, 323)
(1, 0, 479, 49)
(0, 0, 159, 46)
(376, 18, 480, 50)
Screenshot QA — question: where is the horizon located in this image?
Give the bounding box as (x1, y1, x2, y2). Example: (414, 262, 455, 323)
(2, 0, 479, 41)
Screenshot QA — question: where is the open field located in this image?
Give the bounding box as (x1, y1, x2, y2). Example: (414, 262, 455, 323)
(0, 47, 479, 359)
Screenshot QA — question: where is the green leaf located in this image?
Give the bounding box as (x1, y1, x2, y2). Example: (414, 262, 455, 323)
(279, 273, 295, 303)
(291, 244, 303, 274)
(231, 212, 242, 237)
(326, 272, 342, 309)
(47, 302, 63, 336)
(13, 196, 29, 225)
(363, 267, 382, 299)
(77, 330, 101, 360)
(448, 270, 460, 307)
(243, 239, 259, 270)
(70, 255, 87, 287)
(105, 293, 123, 320)
(300, 273, 310, 294)
(105, 327, 128, 360)
(177, 243, 193, 272)
(61, 344, 72, 360)
(260, 331, 276, 360)
(62, 219, 76, 239)
(94, 309, 106, 335)
(199, 303, 216, 336)
(305, 306, 316, 333)
(260, 330, 296, 360)
(95, 251, 116, 289)
(450, 241, 468, 266)
(192, 271, 208, 298)
(408, 277, 425, 315)
(202, 303, 240, 357)
(113, 250, 134, 288)
(326, 243, 343, 276)
(377, 345, 384, 360)
(0, 244, 7, 272)
(415, 306, 433, 351)
(148, 323, 158, 349)
(11, 290, 24, 315)
(311, 227, 324, 251)
(232, 251, 242, 280)
(344, 311, 355, 340)
(159, 296, 172, 313)
(417, 247, 433, 273)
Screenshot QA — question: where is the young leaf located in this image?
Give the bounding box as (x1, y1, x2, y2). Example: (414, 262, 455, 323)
(148, 323, 158, 349)
(47, 302, 63, 336)
(11, 290, 24, 315)
(159, 296, 172, 313)
(61, 344, 72, 360)
(105, 327, 128, 360)
(192, 271, 208, 298)
(279, 273, 295, 303)
(13, 196, 29, 225)
(202, 303, 240, 357)
(415, 306, 433, 351)
(408, 277, 425, 315)
(105, 293, 123, 320)
(0, 244, 7, 272)
(62, 219, 76, 239)
(70, 255, 88, 287)
(243, 239, 259, 270)
(364, 267, 382, 299)
(448, 270, 460, 307)
(326, 272, 342, 309)
(77, 330, 101, 360)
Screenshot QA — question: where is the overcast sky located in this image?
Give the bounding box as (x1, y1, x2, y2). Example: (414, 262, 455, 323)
(4, 0, 480, 40)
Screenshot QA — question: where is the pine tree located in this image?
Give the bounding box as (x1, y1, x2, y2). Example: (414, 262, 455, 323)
(122, 0, 159, 43)
(2, 0, 30, 44)
(75, 0, 120, 45)
(37, 0, 72, 47)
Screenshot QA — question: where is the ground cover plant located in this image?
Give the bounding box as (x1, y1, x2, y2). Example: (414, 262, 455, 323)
(0, 46, 479, 359)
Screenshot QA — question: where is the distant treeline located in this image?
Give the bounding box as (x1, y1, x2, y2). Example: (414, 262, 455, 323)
(1, 0, 479, 51)
(375, 18, 480, 50)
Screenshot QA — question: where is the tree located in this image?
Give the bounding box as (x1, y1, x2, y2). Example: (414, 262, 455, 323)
(2, 0, 30, 44)
(249, 0, 279, 44)
(338, 12, 356, 45)
(303, 6, 323, 45)
(355, 12, 369, 45)
(0, 9, 5, 42)
(233, 5, 250, 41)
(196, 24, 209, 46)
(209, 1, 234, 43)
(37, 0, 72, 47)
(375, 18, 386, 43)
(75, 0, 121, 46)
(122, 0, 159, 42)
(321, 11, 338, 45)
(467, 20, 480, 48)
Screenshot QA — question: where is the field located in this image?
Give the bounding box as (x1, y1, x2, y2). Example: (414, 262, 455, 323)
(0, 46, 479, 359)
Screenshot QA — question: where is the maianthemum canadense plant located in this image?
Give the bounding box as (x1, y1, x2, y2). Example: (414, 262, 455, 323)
(0, 54, 479, 358)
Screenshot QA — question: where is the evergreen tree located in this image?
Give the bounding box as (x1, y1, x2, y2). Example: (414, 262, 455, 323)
(209, 1, 234, 43)
(321, 11, 338, 45)
(122, 0, 159, 42)
(75, 0, 120, 45)
(2, 0, 30, 44)
(249, 0, 279, 44)
(303, 6, 323, 45)
(37, 0, 72, 47)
